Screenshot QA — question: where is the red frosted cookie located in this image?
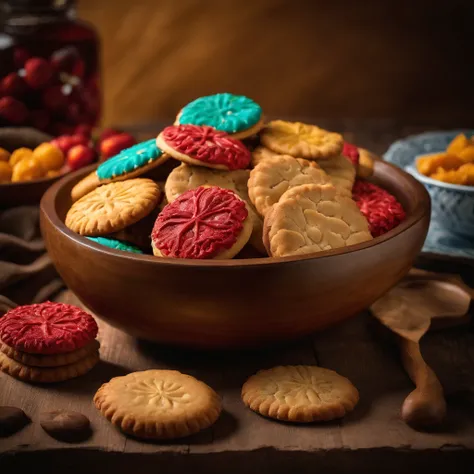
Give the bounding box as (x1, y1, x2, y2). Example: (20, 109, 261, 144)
(352, 180, 406, 237)
(342, 142, 359, 167)
(0, 302, 98, 355)
(152, 186, 253, 259)
(156, 125, 251, 170)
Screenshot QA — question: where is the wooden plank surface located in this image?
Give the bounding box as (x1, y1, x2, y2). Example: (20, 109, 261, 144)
(1, 290, 474, 473)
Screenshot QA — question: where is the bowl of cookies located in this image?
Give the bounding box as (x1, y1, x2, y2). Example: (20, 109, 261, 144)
(40, 93, 430, 349)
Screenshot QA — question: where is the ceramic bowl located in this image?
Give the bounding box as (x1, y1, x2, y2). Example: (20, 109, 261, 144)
(40, 159, 430, 349)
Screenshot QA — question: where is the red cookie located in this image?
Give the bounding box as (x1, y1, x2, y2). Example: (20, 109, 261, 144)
(342, 142, 359, 167)
(152, 186, 252, 259)
(156, 125, 251, 170)
(0, 302, 98, 355)
(352, 180, 406, 237)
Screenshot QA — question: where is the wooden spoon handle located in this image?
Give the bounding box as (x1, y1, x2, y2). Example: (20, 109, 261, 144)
(398, 338, 446, 428)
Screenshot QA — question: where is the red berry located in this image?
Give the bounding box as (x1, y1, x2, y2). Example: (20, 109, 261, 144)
(29, 109, 50, 131)
(0, 73, 26, 98)
(50, 46, 80, 74)
(23, 57, 53, 89)
(74, 124, 93, 137)
(42, 85, 69, 112)
(342, 142, 360, 167)
(13, 47, 31, 69)
(67, 144, 95, 170)
(98, 128, 121, 143)
(0, 96, 28, 124)
(100, 133, 136, 159)
(51, 134, 89, 154)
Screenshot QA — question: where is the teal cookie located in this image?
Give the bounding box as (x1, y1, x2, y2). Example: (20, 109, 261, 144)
(86, 237, 143, 254)
(97, 139, 164, 181)
(177, 93, 262, 134)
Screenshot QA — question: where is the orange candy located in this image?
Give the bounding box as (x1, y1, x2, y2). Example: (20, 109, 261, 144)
(9, 147, 33, 167)
(46, 169, 61, 178)
(446, 133, 469, 156)
(0, 161, 12, 183)
(0, 147, 11, 162)
(33, 142, 65, 171)
(417, 153, 464, 176)
(11, 158, 45, 182)
(458, 146, 474, 163)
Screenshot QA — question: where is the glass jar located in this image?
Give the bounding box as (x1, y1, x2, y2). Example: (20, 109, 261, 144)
(0, 0, 100, 136)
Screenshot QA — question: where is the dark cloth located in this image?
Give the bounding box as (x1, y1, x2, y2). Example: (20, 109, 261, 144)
(0, 206, 64, 313)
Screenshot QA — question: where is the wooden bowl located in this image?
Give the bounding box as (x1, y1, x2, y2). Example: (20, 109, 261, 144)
(40, 160, 431, 349)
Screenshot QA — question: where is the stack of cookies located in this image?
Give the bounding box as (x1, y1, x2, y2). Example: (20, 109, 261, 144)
(0, 302, 100, 383)
(65, 92, 405, 260)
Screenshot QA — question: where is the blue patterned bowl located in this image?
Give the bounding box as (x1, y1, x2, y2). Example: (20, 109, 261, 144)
(384, 130, 474, 257)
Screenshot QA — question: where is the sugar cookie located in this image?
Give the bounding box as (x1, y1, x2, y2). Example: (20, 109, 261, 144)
(316, 154, 356, 194)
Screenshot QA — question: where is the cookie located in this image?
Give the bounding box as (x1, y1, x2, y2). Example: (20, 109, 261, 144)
(250, 146, 280, 167)
(0, 302, 98, 355)
(357, 148, 375, 178)
(94, 369, 222, 440)
(352, 180, 406, 237)
(248, 155, 329, 217)
(0, 350, 99, 383)
(71, 171, 100, 202)
(165, 164, 265, 254)
(263, 183, 372, 257)
(86, 237, 143, 254)
(152, 186, 252, 259)
(261, 121, 343, 160)
(0, 406, 30, 437)
(0, 339, 100, 367)
(242, 365, 359, 422)
(65, 178, 160, 236)
(156, 125, 251, 171)
(175, 92, 263, 140)
(40, 410, 91, 442)
(316, 154, 356, 193)
(70, 140, 169, 202)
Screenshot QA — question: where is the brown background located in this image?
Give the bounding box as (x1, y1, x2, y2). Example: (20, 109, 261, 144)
(78, 0, 474, 129)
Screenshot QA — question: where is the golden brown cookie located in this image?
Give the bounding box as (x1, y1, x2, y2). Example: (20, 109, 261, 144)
(248, 155, 329, 217)
(0, 350, 99, 383)
(94, 369, 222, 439)
(261, 121, 343, 160)
(357, 148, 375, 178)
(316, 154, 356, 194)
(71, 171, 101, 202)
(250, 146, 281, 167)
(263, 183, 372, 257)
(0, 339, 100, 368)
(65, 179, 160, 236)
(165, 164, 266, 254)
(241, 365, 359, 422)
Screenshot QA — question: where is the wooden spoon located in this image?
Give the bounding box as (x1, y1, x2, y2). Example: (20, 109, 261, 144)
(371, 269, 472, 428)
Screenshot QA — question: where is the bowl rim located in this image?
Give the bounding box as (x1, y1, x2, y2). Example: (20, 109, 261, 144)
(40, 159, 430, 268)
(410, 155, 474, 194)
(0, 174, 59, 188)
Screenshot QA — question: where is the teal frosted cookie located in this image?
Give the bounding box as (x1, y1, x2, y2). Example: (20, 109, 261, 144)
(86, 237, 143, 254)
(176, 93, 263, 139)
(97, 139, 168, 181)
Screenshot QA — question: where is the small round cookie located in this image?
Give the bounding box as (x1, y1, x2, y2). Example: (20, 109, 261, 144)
(0, 339, 100, 368)
(152, 186, 252, 259)
(65, 179, 160, 236)
(175, 92, 264, 140)
(250, 146, 281, 168)
(165, 164, 266, 254)
(316, 154, 356, 194)
(0, 350, 99, 383)
(157, 125, 251, 171)
(94, 369, 222, 440)
(261, 121, 343, 160)
(357, 148, 375, 178)
(0, 302, 98, 355)
(86, 237, 143, 254)
(70, 140, 169, 202)
(263, 183, 372, 258)
(248, 155, 330, 217)
(241, 365, 359, 422)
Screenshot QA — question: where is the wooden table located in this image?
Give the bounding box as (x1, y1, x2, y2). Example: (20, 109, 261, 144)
(1, 121, 474, 473)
